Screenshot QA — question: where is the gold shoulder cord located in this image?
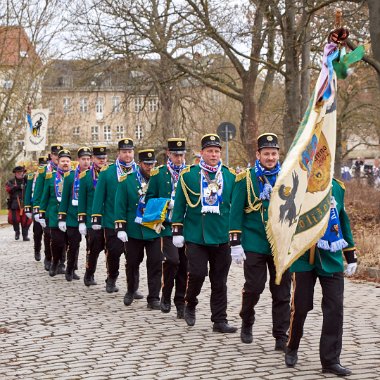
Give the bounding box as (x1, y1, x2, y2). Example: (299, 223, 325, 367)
(180, 174, 201, 208)
(245, 170, 262, 213)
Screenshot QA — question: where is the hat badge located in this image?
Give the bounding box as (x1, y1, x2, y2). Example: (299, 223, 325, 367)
(210, 136, 215, 141)
(100, 147, 104, 152)
(267, 136, 273, 141)
(148, 152, 152, 158)
(177, 141, 182, 147)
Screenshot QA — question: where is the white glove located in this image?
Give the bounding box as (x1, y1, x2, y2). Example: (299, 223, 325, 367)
(231, 245, 246, 265)
(344, 263, 357, 277)
(39, 218, 46, 228)
(79, 223, 87, 235)
(92, 224, 102, 230)
(58, 221, 67, 232)
(34, 214, 41, 223)
(172, 235, 185, 248)
(168, 199, 174, 210)
(25, 212, 32, 219)
(117, 231, 128, 242)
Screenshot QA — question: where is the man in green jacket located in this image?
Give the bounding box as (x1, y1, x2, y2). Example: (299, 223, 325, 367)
(33, 144, 63, 271)
(171, 134, 237, 333)
(115, 149, 161, 309)
(38, 149, 72, 277)
(284, 179, 357, 377)
(24, 155, 48, 261)
(78, 146, 108, 287)
(91, 139, 142, 295)
(58, 147, 92, 281)
(145, 138, 188, 318)
(229, 133, 291, 347)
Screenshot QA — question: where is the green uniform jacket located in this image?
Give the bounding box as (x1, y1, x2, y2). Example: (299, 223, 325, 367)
(24, 173, 35, 210)
(145, 164, 180, 237)
(32, 166, 49, 211)
(58, 170, 79, 227)
(229, 168, 273, 254)
(39, 171, 61, 228)
(91, 164, 119, 229)
(114, 171, 159, 241)
(290, 179, 356, 276)
(78, 169, 97, 228)
(171, 165, 235, 245)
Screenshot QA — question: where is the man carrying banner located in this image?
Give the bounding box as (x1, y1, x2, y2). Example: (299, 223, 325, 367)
(6, 166, 32, 241)
(229, 133, 291, 348)
(78, 146, 108, 287)
(58, 147, 92, 281)
(145, 138, 188, 318)
(284, 179, 357, 376)
(24, 155, 48, 261)
(171, 134, 237, 333)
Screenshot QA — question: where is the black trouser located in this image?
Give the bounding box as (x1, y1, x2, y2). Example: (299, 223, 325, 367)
(126, 237, 162, 302)
(162, 236, 187, 308)
(43, 224, 52, 262)
(240, 252, 291, 341)
(50, 228, 67, 265)
(185, 242, 231, 323)
(33, 221, 43, 253)
(85, 228, 105, 276)
(287, 271, 344, 367)
(105, 228, 125, 280)
(66, 227, 81, 272)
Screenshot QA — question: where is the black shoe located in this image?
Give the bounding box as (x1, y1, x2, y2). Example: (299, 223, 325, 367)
(65, 269, 73, 282)
(105, 278, 119, 293)
(49, 262, 58, 277)
(84, 275, 97, 286)
(44, 259, 51, 271)
(147, 300, 161, 310)
(213, 322, 238, 334)
(15, 232, 20, 240)
(72, 271, 80, 280)
(184, 305, 196, 326)
(57, 263, 66, 274)
(285, 348, 298, 368)
(176, 305, 185, 319)
(275, 338, 287, 352)
(160, 298, 171, 313)
(23, 236, 30, 241)
(123, 292, 134, 306)
(34, 251, 41, 261)
(322, 364, 352, 376)
(133, 290, 144, 299)
(241, 323, 253, 343)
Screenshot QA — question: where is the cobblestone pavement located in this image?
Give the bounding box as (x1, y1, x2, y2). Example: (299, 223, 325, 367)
(1, 224, 379, 380)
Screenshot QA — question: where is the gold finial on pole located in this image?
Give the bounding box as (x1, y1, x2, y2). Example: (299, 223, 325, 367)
(335, 8, 343, 28)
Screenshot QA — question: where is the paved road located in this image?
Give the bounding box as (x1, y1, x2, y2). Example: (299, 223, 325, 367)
(1, 224, 379, 379)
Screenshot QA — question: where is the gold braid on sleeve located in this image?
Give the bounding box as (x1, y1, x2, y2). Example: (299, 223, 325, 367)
(180, 175, 201, 208)
(245, 169, 262, 213)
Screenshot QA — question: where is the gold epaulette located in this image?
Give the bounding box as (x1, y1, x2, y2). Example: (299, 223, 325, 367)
(151, 165, 162, 177)
(229, 167, 236, 175)
(119, 174, 128, 182)
(38, 167, 45, 174)
(100, 164, 109, 172)
(236, 170, 247, 182)
(180, 166, 191, 175)
(64, 171, 71, 178)
(46, 172, 53, 179)
(333, 178, 345, 190)
(79, 170, 88, 179)
(27, 173, 34, 180)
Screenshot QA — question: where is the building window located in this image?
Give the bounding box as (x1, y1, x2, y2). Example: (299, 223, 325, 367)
(116, 125, 124, 140)
(58, 75, 73, 87)
(135, 124, 143, 140)
(91, 126, 99, 141)
(63, 97, 71, 114)
(134, 97, 143, 112)
(112, 96, 121, 113)
(73, 126, 80, 139)
(148, 98, 158, 112)
(104, 125, 112, 141)
(96, 97, 104, 113)
(80, 98, 88, 113)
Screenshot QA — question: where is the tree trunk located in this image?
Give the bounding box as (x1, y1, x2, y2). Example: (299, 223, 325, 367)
(367, 0, 380, 88)
(300, 1, 311, 116)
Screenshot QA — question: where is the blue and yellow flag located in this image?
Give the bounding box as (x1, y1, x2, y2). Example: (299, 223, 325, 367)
(267, 42, 364, 284)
